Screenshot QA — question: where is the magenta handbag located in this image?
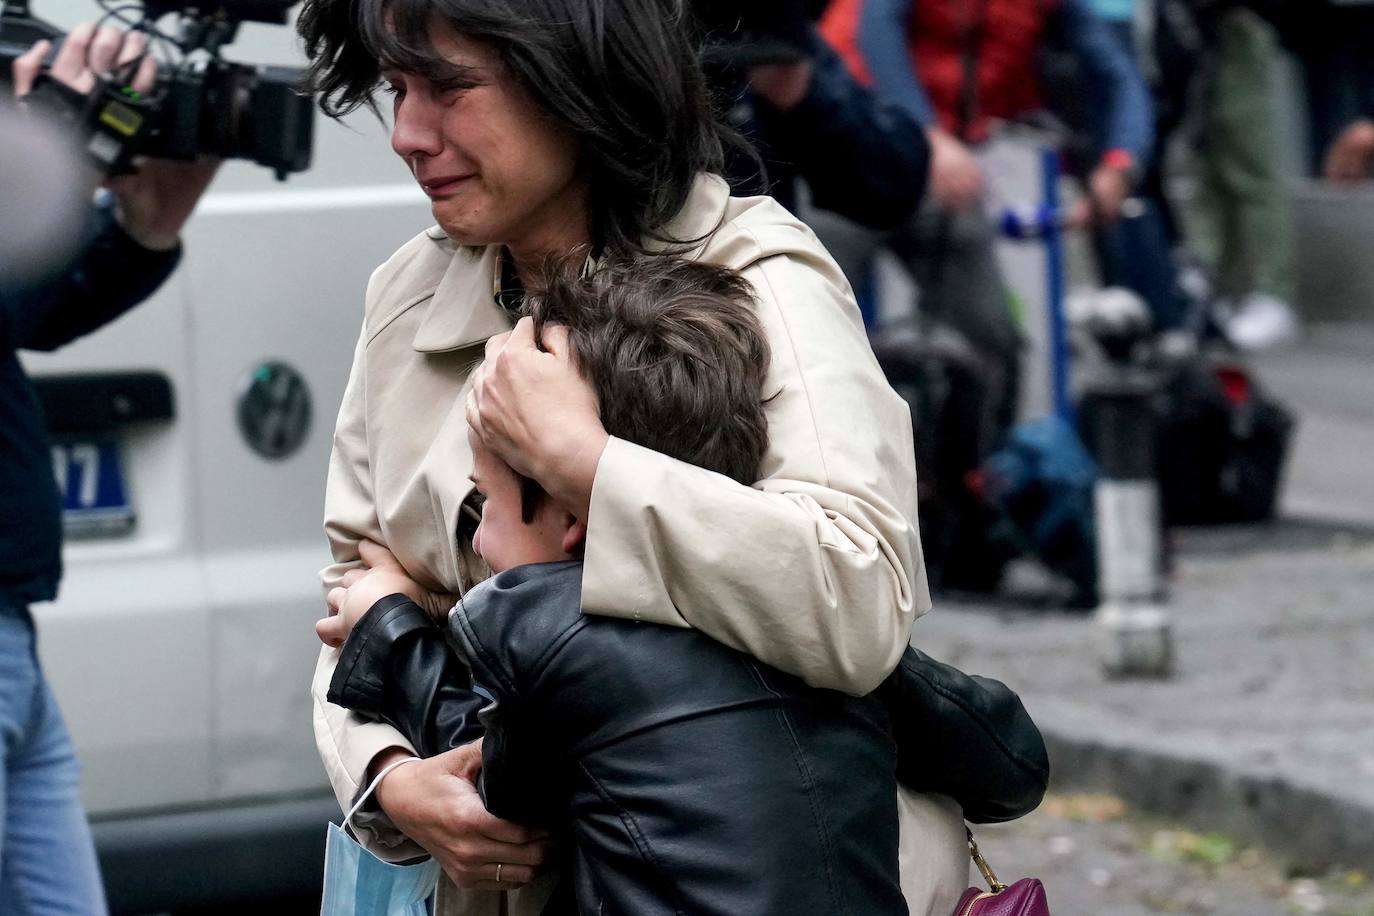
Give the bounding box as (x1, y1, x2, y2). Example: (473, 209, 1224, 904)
(953, 828, 1051, 916)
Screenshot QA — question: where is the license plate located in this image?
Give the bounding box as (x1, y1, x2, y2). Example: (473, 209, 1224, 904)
(52, 439, 135, 538)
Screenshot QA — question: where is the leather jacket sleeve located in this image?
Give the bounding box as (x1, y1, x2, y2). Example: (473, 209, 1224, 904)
(327, 594, 486, 757)
(878, 646, 1050, 823)
(329, 586, 1050, 827)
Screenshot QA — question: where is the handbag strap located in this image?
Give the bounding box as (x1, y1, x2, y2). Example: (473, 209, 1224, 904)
(965, 827, 1009, 893)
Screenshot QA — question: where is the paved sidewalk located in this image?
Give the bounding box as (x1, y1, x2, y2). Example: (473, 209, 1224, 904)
(915, 520, 1374, 873)
(1251, 323, 1374, 528)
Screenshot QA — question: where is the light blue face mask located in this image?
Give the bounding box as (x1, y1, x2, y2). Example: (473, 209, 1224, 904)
(321, 757, 441, 916)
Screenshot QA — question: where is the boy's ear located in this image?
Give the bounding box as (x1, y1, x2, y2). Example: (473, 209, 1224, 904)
(561, 514, 588, 555)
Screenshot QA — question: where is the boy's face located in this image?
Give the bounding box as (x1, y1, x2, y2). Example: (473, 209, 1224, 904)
(468, 430, 581, 573)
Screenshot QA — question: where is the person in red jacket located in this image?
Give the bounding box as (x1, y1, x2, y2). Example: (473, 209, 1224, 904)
(812, 0, 1152, 452)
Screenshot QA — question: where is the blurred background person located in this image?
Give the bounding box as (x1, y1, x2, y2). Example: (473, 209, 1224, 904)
(1187, 0, 1298, 351)
(1283, 0, 1374, 181)
(1071, 0, 1197, 340)
(695, 0, 933, 250)
(1324, 106, 1374, 183)
(816, 0, 1154, 455)
(1307, 0, 1374, 184)
(3, 24, 218, 914)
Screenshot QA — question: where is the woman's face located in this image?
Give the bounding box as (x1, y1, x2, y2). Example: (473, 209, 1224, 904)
(385, 25, 589, 260)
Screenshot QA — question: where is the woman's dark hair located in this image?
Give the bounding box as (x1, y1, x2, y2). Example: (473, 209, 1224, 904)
(298, 0, 732, 256)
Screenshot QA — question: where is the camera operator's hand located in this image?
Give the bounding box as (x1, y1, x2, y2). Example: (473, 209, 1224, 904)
(12, 23, 220, 251)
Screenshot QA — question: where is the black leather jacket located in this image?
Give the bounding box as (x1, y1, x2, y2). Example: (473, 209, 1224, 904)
(330, 561, 1048, 915)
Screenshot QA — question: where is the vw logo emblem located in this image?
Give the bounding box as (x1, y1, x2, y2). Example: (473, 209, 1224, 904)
(237, 361, 312, 460)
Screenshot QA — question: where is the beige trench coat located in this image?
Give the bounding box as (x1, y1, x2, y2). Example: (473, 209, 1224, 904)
(312, 174, 968, 915)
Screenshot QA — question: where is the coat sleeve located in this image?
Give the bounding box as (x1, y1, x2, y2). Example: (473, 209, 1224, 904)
(311, 318, 421, 856)
(16, 201, 181, 353)
(1056, 0, 1155, 163)
(581, 236, 930, 696)
(859, 0, 936, 127)
(327, 595, 487, 760)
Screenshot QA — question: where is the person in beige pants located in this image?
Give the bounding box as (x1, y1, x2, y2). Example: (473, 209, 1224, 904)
(297, 0, 969, 912)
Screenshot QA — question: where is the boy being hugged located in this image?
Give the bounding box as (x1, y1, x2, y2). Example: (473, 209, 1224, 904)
(317, 257, 1047, 915)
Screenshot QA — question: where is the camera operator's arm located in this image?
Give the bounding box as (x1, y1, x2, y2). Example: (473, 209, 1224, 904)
(5, 198, 181, 353)
(10, 25, 219, 350)
(751, 32, 930, 229)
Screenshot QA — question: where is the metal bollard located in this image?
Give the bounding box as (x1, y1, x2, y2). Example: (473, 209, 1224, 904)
(1080, 364, 1174, 678)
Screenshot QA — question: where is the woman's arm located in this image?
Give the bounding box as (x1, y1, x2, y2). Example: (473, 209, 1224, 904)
(583, 250, 926, 696)
(317, 320, 548, 887)
(314, 323, 421, 833)
(471, 246, 929, 696)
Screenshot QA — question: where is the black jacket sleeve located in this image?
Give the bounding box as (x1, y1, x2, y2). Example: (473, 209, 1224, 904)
(753, 30, 931, 230)
(878, 646, 1050, 823)
(327, 595, 487, 756)
(14, 199, 181, 353)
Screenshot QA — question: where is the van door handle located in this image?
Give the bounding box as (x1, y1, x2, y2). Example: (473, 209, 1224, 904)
(33, 371, 175, 435)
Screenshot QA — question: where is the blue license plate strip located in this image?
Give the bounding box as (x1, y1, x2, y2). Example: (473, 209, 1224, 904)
(53, 439, 135, 537)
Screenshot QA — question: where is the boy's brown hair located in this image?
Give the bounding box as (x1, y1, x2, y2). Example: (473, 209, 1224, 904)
(517, 255, 772, 521)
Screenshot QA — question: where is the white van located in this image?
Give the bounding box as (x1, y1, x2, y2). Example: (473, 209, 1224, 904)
(17, 4, 432, 909)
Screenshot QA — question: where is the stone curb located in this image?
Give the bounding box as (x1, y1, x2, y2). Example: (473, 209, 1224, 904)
(1040, 727, 1374, 872)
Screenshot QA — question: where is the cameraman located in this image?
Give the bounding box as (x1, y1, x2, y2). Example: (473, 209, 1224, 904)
(2, 23, 217, 913)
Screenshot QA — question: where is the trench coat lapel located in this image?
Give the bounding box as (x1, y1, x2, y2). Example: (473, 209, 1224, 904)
(412, 237, 511, 353)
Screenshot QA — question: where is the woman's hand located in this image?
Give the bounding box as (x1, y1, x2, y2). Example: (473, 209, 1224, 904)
(316, 540, 454, 647)
(372, 743, 551, 890)
(466, 317, 608, 520)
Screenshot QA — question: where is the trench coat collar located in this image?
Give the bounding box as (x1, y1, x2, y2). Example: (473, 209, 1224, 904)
(648, 173, 731, 258)
(410, 173, 731, 353)
(411, 232, 509, 353)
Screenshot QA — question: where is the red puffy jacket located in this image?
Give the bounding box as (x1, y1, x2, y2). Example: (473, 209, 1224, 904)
(821, 0, 1057, 142)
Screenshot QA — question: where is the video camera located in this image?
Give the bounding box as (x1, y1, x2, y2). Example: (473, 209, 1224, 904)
(0, 0, 312, 179)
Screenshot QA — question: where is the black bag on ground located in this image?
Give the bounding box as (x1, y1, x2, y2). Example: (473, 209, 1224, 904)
(869, 328, 1018, 593)
(1155, 357, 1294, 525)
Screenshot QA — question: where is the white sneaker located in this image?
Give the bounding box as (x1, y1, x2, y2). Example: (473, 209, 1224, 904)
(1225, 293, 1299, 352)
